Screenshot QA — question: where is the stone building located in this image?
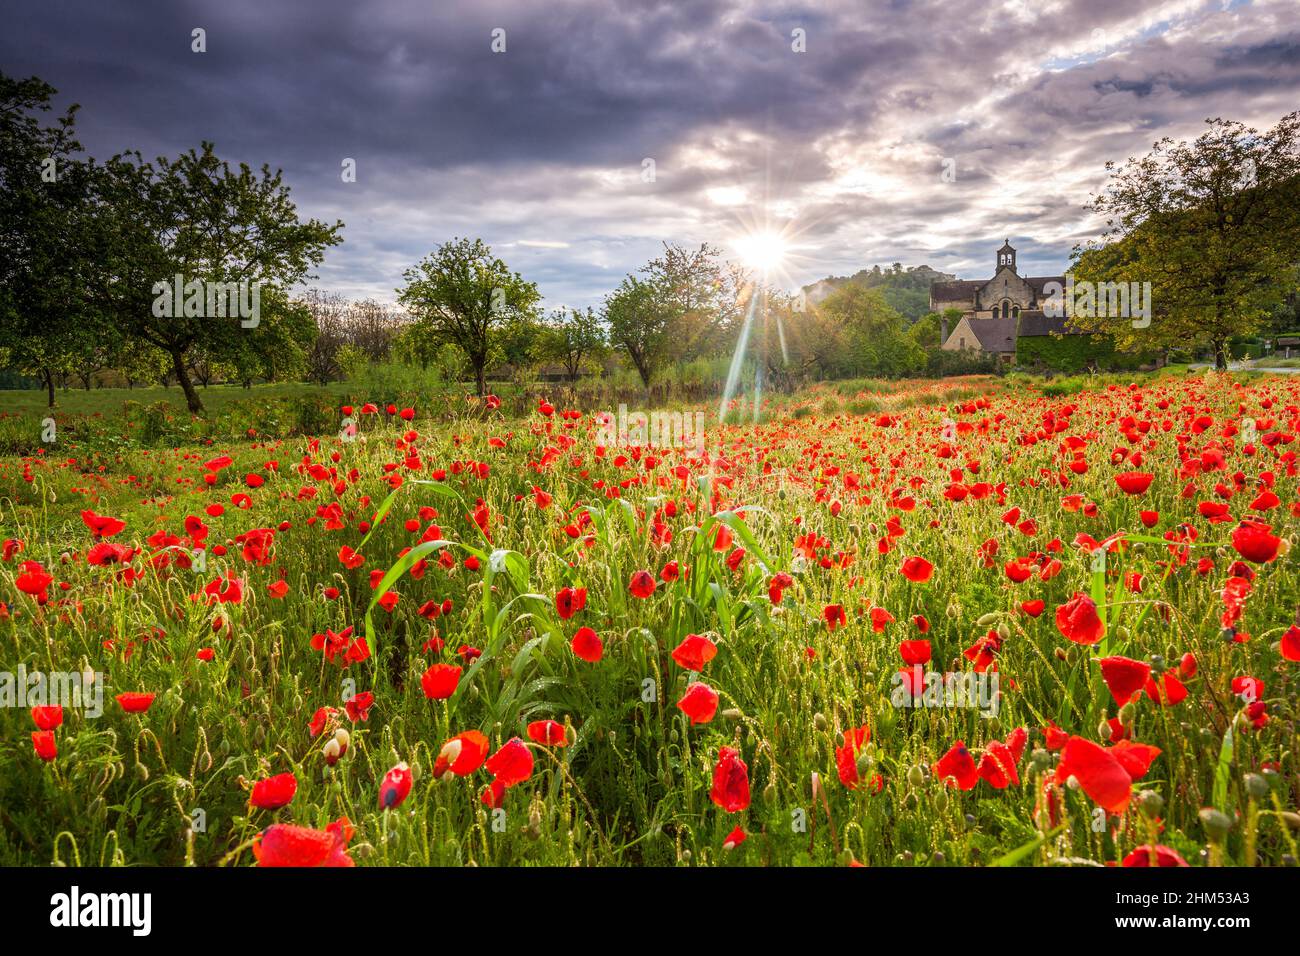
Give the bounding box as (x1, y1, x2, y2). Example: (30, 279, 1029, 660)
(931, 240, 1078, 362)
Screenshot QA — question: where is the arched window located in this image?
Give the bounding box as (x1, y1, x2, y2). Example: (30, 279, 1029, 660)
(1012, 306, 1020, 318)
(1001, 301, 1010, 319)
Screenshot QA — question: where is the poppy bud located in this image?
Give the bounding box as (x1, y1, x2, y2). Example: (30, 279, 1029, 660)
(1118, 701, 1137, 724)
(856, 753, 874, 778)
(1243, 773, 1268, 800)
(813, 712, 828, 732)
(334, 727, 350, 755)
(762, 782, 777, 804)
(934, 790, 948, 812)
(1199, 807, 1233, 841)
(1097, 720, 1111, 740)
(1029, 748, 1052, 773)
(996, 622, 1011, 641)
(323, 738, 341, 765)
(976, 611, 1002, 627)
(1054, 647, 1068, 661)
(1138, 790, 1164, 818)
(722, 708, 742, 720)
(907, 764, 925, 788)
(1148, 654, 1166, 674)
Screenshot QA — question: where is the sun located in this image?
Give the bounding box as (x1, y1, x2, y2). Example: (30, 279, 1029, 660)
(732, 230, 788, 274)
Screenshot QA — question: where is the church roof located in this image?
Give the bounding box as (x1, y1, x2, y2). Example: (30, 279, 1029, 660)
(964, 316, 1019, 352)
(930, 279, 983, 301)
(1017, 310, 1086, 336)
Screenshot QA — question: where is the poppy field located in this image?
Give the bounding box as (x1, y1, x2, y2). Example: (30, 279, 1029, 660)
(0, 373, 1298, 868)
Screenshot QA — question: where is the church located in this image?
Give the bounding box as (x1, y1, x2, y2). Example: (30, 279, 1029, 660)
(930, 240, 1080, 362)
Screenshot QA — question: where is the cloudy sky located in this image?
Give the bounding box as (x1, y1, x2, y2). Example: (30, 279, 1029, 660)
(5, 0, 1298, 309)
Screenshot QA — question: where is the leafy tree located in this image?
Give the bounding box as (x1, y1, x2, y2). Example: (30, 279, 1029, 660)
(90, 142, 342, 412)
(397, 237, 540, 395)
(1072, 112, 1300, 369)
(819, 282, 925, 377)
(605, 242, 744, 388)
(539, 307, 605, 380)
(604, 275, 673, 388)
(0, 73, 106, 407)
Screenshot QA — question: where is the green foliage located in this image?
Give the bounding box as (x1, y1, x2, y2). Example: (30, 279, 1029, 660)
(397, 237, 540, 395)
(1072, 112, 1300, 369)
(1015, 333, 1154, 373)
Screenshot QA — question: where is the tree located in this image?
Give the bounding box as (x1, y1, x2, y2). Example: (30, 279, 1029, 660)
(90, 142, 342, 412)
(819, 283, 925, 377)
(539, 307, 605, 380)
(0, 73, 107, 407)
(604, 275, 672, 388)
(397, 237, 540, 395)
(605, 242, 745, 388)
(1072, 112, 1300, 369)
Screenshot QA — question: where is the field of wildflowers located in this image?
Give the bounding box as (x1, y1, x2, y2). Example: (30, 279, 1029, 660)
(0, 374, 1296, 867)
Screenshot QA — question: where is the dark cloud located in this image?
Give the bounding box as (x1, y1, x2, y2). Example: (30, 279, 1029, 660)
(3, 0, 1297, 305)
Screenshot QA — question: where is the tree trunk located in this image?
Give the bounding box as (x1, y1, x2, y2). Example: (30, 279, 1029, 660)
(171, 349, 204, 413)
(1213, 338, 1229, 371)
(474, 357, 487, 396)
(42, 368, 55, 409)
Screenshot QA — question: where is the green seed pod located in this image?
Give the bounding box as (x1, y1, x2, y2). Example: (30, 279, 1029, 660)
(1138, 790, 1164, 818)
(1199, 807, 1233, 841)
(856, 752, 874, 777)
(907, 764, 925, 788)
(813, 712, 828, 732)
(976, 611, 1001, 627)
(996, 622, 1011, 641)
(1097, 719, 1111, 740)
(934, 790, 949, 813)
(1118, 701, 1137, 724)
(1244, 773, 1268, 800)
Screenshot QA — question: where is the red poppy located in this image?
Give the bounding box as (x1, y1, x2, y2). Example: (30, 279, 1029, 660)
(1055, 592, 1105, 645)
(254, 818, 355, 867)
(526, 720, 568, 747)
(1114, 472, 1153, 495)
(379, 762, 413, 809)
(420, 663, 462, 700)
(670, 634, 718, 671)
(1098, 656, 1151, 706)
(32, 730, 57, 761)
(709, 746, 751, 812)
(1282, 625, 1300, 663)
(31, 706, 63, 731)
(485, 738, 534, 787)
(898, 640, 931, 666)
(676, 681, 719, 724)
(81, 509, 126, 538)
(250, 772, 298, 810)
(555, 586, 587, 620)
(115, 692, 155, 714)
(570, 626, 603, 662)
(899, 555, 933, 583)
(628, 570, 656, 598)
(1143, 671, 1188, 706)
(934, 740, 979, 790)
(1230, 519, 1281, 564)
(722, 825, 747, 851)
(823, 603, 847, 631)
(836, 725, 872, 789)
(1055, 736, 1132, 814)
(1121, 845, 1189, 867)
(434, 730, 490, 778)
(1020, 599, 1046, 617)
